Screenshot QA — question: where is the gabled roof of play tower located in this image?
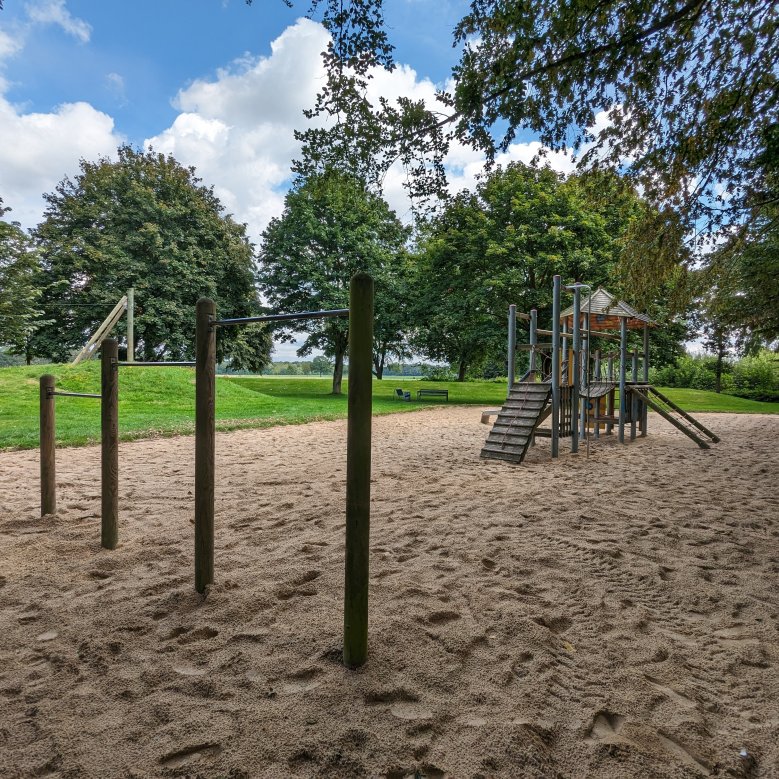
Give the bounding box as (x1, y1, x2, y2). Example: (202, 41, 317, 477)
(559, 287, 653, 330)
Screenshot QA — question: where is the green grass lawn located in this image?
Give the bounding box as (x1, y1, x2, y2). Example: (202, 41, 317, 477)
(1, 363, 777, 450)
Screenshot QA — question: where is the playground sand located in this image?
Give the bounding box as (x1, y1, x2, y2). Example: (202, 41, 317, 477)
(0, 409, 777, 778)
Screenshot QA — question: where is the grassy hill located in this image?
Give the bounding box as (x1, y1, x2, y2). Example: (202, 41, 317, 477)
(1, 363, 777, 450)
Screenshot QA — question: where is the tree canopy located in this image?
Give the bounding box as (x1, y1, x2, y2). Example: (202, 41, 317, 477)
(258, 168, 409, 392)
(32, 146, 270, 367)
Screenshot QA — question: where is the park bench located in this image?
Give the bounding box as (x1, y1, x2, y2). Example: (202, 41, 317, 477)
(417, 389, 449, 401)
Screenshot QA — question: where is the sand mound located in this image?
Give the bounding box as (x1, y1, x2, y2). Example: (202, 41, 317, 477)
(0, 409, 777, 778)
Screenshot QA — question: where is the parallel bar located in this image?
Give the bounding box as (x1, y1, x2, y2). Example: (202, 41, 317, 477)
(101, 339, 119, 549)
(551, 275, 561, 458)
(51, 391, 101, 398)
(214, 308, 348, 327)
(117, 361, 195, 367)
(535, 326, 620, 341)
(40, 375, 56, 516)
(343, 272, 374, 669)
(195, 298, 217, 593)
(507, 304, 516, 398)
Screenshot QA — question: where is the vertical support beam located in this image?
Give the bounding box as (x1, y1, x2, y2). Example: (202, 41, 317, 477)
(593, 350, 601, 439)
(344, 272, 373, 668)
(571, 288, 581, 453)
(630, 349, 639, 442)
(529, 309, 538, 376)
(618, 319, 627, 444)
(551, 275, 561, 458)
(507, 304, 516, 398)
(561, 320, 569, 384)
(641, 324, 649, 436)
(580, 312, 589, 440)
(195, 298, 216, 593)
(126, 287, 135, 363)
(101, 338, 119, 549)
(606, 355, 615, 434)
(40, 375, 56, 516)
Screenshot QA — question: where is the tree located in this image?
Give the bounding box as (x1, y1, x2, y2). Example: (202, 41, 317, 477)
(0, 200, 44, 364)
(258, 168, 409, 393)
(311, 355, 333, 376)
(411, 163, 625, 380)
(31, 146, 270, 368)
(257, 0, 777, 240)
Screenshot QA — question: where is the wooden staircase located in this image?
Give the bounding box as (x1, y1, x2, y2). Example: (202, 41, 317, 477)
(480, 382, 552, 464)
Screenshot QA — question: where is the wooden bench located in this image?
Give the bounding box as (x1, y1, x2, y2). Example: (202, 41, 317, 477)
(417, 389, 448, 401)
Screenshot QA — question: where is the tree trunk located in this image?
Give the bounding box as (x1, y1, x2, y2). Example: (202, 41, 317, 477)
(373, 347, 385, 380)
(457, 359, 467, 382)
(715, 332, 725, 393)
(332, 348, 345, 395)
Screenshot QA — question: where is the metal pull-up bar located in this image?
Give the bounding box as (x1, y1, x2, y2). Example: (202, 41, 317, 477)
(212, 309, 349, 327)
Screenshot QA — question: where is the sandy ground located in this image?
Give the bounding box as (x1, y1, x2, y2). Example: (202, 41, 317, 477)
(0, 408, 777, 779)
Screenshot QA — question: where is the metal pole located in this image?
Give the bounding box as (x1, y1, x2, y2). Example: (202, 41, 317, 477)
(642, 324, 649, 436)
(571, 288, 581, 454)
(40, 375, 56, 516)
(101, 339, 119, 549)
(618, 319, 627, 444)
(529, 309, 538, 376)
(551, 276, 561, 458)
(594, 350, 601, 439)
(344, 272, 373, 668)
(195, 298, 216, 593)
(507, 304, 516, 398)
(631, 349, 639, 441)
(606, 355, 615, 434)
(127, 287, 135, 362)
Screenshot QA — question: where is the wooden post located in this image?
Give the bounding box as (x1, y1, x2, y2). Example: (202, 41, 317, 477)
(195, 298, 216, 594)
(127, 287, 135, 362)
(641, 324, 649, 436)
(580, 312, 589, 440)
(507, 304, 516, 397)
(571, 287, 581, 453)
(529, 309, 538, 376)
(101, 338, 119, 549)
(618, 319, 627, 444)
(344, 272, 373, 668)
(631, 349, 638, 441)
(40, 375, 56, 516)
(551, 275, 561, 458)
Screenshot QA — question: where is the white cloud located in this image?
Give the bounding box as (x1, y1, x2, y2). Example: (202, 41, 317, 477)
(0, 98, 122, 227)
(26, 0, 92, 44)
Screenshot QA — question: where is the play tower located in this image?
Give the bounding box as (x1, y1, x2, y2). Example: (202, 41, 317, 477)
(480, 275, 719, 465)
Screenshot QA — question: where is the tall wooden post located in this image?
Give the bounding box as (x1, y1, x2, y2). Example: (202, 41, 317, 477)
(606, 355, 615, 434)
(580, 312, 589, 440)
(127, 287, 135, 362)
(641, 324, 649, 436)
(593, 351, 601, 439)
(571, 288, 581, 453)
(195, 298, 216, 594)
(40, 375, 56, 516)
(618, 319, 627, 444)
(507, 304, 516, 397)
(630, 349, 639, 442)
(344, 272, 373, 668)
(551, 275, 561, 458)
(101, 338, 119, 549)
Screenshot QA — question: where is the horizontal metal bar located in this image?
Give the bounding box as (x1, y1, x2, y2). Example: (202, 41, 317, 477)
(213, 308, 349, 327)
(116, 361, 196, 367)
(50, 391, 101, 399)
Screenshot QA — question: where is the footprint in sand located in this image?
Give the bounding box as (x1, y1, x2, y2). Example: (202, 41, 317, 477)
(159, 742, 221, 767)
(280, 667, 323, 695)
(36, 630, 58, 642)
(390, 702, 433, 721)
(173, 665, 207, 677)
(587, 710, 625, 741)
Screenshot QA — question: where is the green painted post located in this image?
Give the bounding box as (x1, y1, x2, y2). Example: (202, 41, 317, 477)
(101, 338, 119, 549)
(40, 375, 56, 516)
(195, 298, 216, 594)
(343, 272, 373, 668)
(551, 276, 561, 458)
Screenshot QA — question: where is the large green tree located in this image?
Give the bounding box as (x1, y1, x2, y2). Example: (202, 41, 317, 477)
(32, 146, 270, 367)
(258, 169, 409, 393)
(0, 200, 44, 364)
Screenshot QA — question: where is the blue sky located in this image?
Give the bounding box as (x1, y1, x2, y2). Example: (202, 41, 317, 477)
(0, 0, 581, 359)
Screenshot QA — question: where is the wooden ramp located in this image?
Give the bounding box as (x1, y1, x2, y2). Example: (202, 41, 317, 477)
(629, 385, 720, 449)
(480, 382, 551, 464)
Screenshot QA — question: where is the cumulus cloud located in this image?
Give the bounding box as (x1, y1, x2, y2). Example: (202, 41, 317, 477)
(26, 0, 92, 43)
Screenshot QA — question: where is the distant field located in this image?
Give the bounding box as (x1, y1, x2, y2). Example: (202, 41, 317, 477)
(1, 364, 777, 450)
